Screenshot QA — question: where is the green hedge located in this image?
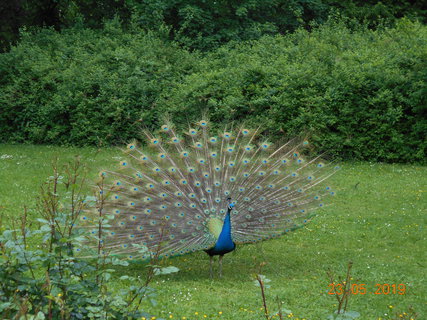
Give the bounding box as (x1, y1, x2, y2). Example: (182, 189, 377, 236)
(0, 19, 425, 162)
(0, 20, 196, 145)
(158, 19, 427, 163)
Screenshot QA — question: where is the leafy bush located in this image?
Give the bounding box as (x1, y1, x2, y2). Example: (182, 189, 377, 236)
(0, 158, 177, 319)
(0, 20, 196, 146)
(0, 19, 425, 163)
(158, 19, 426, 163)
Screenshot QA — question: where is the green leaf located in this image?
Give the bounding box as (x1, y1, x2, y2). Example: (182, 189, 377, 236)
(154, 266, 180, 275)
(40, 225, 51, 232)
(112, 258, 129, 266)
(0, 302, 12, 312)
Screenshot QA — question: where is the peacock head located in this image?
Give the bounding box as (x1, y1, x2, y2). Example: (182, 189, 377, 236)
(227, 197, 235, 211)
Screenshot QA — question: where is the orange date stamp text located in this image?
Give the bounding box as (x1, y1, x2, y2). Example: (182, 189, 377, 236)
(328, 283, 406, 295)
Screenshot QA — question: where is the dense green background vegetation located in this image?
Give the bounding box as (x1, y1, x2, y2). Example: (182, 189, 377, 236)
(1, 0, 426, 51)
(0, 1, 426, 163)
(1, 20, 425, 162)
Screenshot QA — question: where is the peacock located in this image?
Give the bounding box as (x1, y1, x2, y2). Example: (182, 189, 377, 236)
(81, 120, 338, 277)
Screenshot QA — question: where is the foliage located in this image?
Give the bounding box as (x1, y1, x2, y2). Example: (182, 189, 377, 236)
(324, 1, 426, 28)
(159, 19, 427, 163)
(0, 157, 178, 319)
(0, 0, 60, 51)
(0, 0, 132, 51)
(0, 19, 425, 162)
(126, 0, 331, 51)
(1, 1, 426, 52)
(127, 0, 427, 50)
(0, 21, 195, 146)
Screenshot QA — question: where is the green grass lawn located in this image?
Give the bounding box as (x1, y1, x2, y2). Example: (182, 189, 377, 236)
(0, 144, 425, 319)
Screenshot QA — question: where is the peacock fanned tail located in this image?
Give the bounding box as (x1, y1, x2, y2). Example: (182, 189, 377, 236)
(79, 120, 339, 260)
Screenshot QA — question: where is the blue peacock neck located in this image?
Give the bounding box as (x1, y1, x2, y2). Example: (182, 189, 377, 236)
(205, 205, 236, 256)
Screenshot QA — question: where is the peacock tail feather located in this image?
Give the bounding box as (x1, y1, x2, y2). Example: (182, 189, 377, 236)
(79, 120, 339, 260)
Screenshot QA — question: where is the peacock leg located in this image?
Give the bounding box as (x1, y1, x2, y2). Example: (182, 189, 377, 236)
(209, 256, 214, 279)
(219, 255, 224, 277)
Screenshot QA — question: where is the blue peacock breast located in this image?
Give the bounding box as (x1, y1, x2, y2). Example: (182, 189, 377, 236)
(205, 210, 235, 256)
(205, 237, 235, 256)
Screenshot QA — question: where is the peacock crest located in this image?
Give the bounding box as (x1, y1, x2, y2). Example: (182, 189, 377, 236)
(80, 120, 339, 266)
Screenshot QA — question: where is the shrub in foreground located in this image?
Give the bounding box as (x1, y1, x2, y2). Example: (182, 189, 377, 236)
(0, 158, 177, 319)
